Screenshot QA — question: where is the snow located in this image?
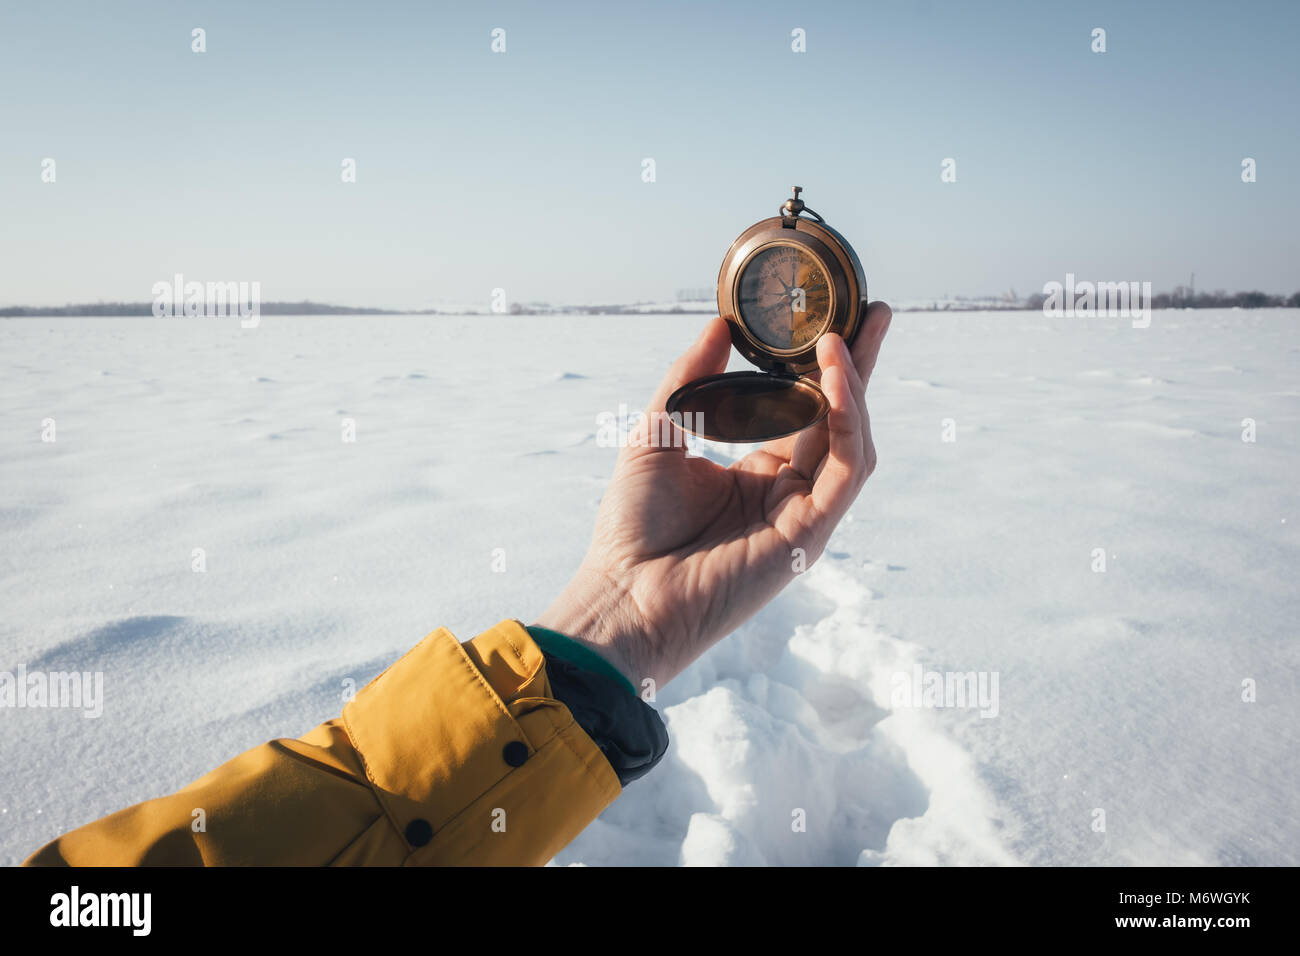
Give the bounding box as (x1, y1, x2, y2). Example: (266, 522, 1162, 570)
(1, 311, 1296, 866)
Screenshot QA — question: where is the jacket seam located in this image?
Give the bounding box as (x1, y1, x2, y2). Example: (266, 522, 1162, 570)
(323, 813, 391, 866)
(340, 631, 452, 855)
(266, 738, 372, 789)
(501, 619, 546, 687)
(341, 703, 411, 857)
(452, 630, 532, 746)
(552, 710, 622, 802)
(418, 642, 553, 834)
(344, 629, 477, 854)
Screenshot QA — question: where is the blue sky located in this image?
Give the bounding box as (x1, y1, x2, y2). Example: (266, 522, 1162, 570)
(1, 0, 1296, 308)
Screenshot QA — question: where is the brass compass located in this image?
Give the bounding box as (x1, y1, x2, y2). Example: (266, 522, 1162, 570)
(667, 187, 868, 443)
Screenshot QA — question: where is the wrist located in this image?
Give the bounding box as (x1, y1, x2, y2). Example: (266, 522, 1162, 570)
(526, 625, 636, 697)
(534, 566, 656, 691)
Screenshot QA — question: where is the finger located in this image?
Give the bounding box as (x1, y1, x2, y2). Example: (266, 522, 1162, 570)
(762, 421, 818, 467)
(810, 361, 866, 520)
(647, 315, 732, 413)
(850, 301, 892, 390)
(819, 331, 870, 458)
(788, 422, 829, 480)
(761, 432, 799, 462)
(819, 332, 866, 406)
(788, 302, 890, 392)
(776, 328, 869, 479)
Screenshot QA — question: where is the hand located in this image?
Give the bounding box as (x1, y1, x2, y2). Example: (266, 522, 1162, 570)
(535, 301, 892, 690)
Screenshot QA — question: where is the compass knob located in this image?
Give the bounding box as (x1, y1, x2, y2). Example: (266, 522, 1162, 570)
(781, 186, 806, 217)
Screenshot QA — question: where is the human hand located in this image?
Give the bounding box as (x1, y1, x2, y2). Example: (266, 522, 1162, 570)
(535, 301, 892, 690)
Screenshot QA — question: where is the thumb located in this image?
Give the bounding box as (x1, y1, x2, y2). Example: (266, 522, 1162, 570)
(647, 316, 732, 413)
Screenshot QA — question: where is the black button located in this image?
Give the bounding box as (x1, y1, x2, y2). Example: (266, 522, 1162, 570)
(502, 741, 529, 767)
(404, 818, 433, 848)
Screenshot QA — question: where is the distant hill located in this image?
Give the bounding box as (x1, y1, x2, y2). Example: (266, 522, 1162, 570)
(0, 301, 406, 317)
(4, 290, 1296, 318)
(0, 299, 719, 318)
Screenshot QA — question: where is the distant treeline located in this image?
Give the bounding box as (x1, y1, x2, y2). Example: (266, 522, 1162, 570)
(4, 291, 1298, 318)
(1150, 290, 1300, 309)
(987, 289, 1300, 312)
(507, 303, 714, 315)
(0, 301, 715, 317)
(0, 301, 406, 317)
(1031, 289, 1300, 310)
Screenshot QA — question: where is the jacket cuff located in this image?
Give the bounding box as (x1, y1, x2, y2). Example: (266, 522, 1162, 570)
(342, 620, 621, 864)
(539, 649, 670, 786)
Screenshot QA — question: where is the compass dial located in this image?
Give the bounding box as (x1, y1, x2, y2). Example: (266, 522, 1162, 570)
(736, 244, 832, 351)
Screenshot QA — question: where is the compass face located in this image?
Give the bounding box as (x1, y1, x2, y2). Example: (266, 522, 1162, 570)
(736, 244, 833, 351)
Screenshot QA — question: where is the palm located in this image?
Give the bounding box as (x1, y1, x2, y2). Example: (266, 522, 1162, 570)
(541, 305, 891, 685)
(596, 432, 825, 648)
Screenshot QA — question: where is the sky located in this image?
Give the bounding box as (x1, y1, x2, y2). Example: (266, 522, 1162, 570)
(1, 0, 1297, 309)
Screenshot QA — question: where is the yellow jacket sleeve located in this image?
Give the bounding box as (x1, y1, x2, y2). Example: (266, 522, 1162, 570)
(23, 619, 622, 866)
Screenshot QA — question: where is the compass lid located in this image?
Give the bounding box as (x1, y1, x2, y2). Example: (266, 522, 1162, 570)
(665, 370, 829, 443)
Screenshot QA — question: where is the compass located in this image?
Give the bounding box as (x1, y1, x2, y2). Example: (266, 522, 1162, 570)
(667, 187, 868, 443)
